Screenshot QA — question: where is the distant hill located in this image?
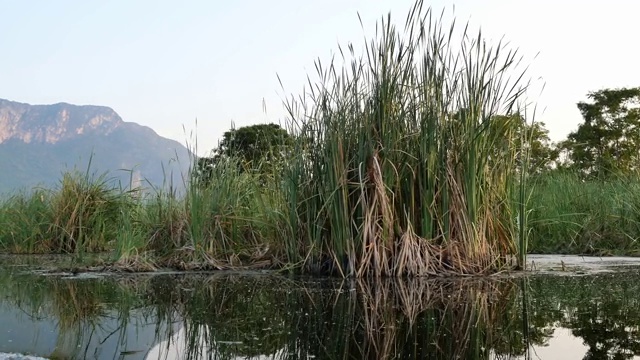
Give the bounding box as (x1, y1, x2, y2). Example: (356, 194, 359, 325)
(0, 98, 192, 195)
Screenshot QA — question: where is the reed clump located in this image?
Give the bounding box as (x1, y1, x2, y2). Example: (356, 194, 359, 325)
(48, 171, 134, 253)
(0, 188, 51, 253)
(171, 156, 287, 270)
(0, 169, 137, 254)
(281, 0, 530, 276)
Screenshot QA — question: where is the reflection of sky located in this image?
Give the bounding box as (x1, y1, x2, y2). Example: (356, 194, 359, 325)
(147, 326, 285, 360)
(0, 302, 59, 357)
(524, 328, 586, 360)
(499, 327, 640, 360)
(2, 274, 640, 360)
(0, 300, 282, 360)
(3, 322, 640, 360)
(0, 303, 179, 360)
(148, 325, 640, 360)
(3, 306, 640, 360)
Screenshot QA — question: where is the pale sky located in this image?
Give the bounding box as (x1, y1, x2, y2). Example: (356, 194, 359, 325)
(1, 0, 638, 155)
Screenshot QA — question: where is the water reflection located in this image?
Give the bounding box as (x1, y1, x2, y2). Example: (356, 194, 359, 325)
(0, 268, 639, 359)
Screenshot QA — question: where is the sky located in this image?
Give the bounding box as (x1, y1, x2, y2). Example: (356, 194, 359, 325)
(1, 0, 639, 155)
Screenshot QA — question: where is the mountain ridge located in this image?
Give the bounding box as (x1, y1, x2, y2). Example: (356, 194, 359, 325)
(0, 98, 192, 194)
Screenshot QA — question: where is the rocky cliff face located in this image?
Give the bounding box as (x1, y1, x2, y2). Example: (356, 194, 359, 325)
(0, 99, 123, 144)
(0, 98, 192, 194)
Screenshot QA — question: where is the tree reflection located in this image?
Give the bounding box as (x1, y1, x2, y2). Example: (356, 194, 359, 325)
(531, 274, 640, 360)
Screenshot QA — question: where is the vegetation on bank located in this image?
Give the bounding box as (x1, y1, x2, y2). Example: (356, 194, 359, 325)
(2, 0, 640, 275)
(527, 173, 640, 256)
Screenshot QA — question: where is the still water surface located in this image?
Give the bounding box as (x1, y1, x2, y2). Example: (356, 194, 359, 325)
(0, 266, 639, 360)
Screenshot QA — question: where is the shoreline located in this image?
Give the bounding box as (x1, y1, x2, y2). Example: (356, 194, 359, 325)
(3, 253, 640, 279)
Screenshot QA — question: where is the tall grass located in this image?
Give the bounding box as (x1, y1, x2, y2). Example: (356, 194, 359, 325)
(0, 169, 136, 254)
(180, 156, 287, 270)
(0, 188, 51, 253)
(527, 172, 640, 255)
(0, 153, 286, 271)
(49, 171, 133, 253)
(281, 1, 531, 276)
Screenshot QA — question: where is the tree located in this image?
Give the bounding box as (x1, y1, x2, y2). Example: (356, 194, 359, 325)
(489, 114, 559, 175)
(562, 87, 640, 178)
(194, 123, 294, 186)
(519, 120, 559, 174)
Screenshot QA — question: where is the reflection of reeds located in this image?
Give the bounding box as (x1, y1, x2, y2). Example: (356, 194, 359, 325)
(8, 276, 146, 330)
(0, 270, 539, 360)
(0, 272, 178, 359)
(350, 278, 517, 359)
(141, 273, 299, 360)
(51, 281, 108, 330)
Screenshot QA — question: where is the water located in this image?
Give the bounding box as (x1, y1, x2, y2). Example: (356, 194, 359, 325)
(0, 266, 639, 360)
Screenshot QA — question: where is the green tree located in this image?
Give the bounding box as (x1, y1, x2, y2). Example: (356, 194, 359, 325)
(194, 156, 216, 187)
(195, 123, 294, 186)
(562, 87, 640, 178)
(519, 120, 559, 174)
(489, 114, 559, 174)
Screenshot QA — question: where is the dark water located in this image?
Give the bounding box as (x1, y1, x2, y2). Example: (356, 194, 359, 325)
(0, 267, 639, 360)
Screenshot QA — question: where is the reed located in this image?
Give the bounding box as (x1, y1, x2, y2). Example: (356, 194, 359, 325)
(179, 156, 286, 270)
(47, 169, 138, 254)
(0, 168, 138, 254)
(0, 155, 288, 271)
(112, 199, 159, 271)
(281, 0, 531, 276)
(0, 188, 51, 253)
(527, 172, 640, 255)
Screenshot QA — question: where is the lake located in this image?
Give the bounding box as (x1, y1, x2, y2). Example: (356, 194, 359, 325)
(0, 262, 639, 359)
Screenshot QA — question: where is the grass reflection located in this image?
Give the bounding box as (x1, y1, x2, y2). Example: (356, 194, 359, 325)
(1, 269, 640, 359)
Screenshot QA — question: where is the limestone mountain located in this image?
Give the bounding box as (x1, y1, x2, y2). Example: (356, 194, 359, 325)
(0, 98, 192, 195)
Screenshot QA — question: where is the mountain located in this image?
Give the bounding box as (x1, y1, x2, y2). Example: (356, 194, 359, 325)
(0, 98, 192, 195)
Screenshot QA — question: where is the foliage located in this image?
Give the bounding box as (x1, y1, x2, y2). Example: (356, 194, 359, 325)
(527, 172, 640, 255)
(490, 115, 559, 174)
(0, 170, 136, 254)
(521, 120, 559, 174)
(561, 87, 640, 178)
(16, 0, 640, 273)
(48, 171, 132, 253)
(195, 123, 293, 186)
(0, 188, 52, 253)
(0, 156, 289, 269)
(184, 156, 287, 268)
(281, 0, 531, 276)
